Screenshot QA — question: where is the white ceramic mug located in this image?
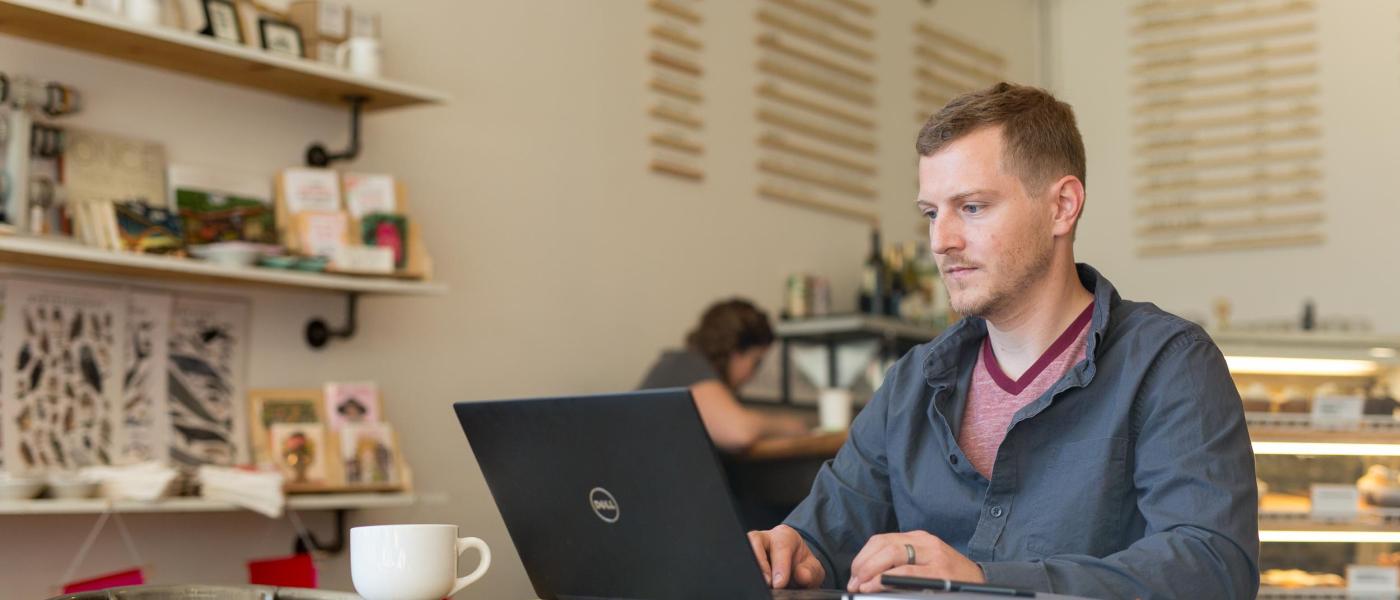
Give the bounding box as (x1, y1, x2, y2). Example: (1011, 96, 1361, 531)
(336, 37, 383, 78)
(351, 524, 491, 600)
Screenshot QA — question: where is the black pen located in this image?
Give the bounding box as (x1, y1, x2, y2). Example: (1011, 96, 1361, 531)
(881, 574, 1037, 597)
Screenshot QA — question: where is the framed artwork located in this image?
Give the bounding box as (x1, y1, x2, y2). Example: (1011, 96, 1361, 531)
(324, 381, 380, 430)
(339, 423, 401, 487)
(120, 291, 173, 463)
(269, 422, 333, 487)
(168, 295, 249, 467)
(0, 280, 127, 473)
(248, 388, 324, 468)
(258, 17, 305, 58)
(201, 0, 243, 44)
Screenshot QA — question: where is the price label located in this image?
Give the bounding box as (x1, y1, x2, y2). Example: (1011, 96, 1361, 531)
(1312, 485, 1360, 520)
(1313, 394, 1364, 428)
(1348, 565, 1399, 592)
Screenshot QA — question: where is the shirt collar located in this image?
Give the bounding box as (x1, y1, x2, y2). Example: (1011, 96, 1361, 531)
(923, 263, 1119, 389)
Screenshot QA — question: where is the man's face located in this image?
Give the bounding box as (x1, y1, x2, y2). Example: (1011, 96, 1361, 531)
(916, 126, 1056, 321)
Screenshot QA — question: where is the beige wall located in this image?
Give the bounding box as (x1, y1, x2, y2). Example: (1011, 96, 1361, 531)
(1049, 0, 1400, 330)
(1, 2, 1040, 598)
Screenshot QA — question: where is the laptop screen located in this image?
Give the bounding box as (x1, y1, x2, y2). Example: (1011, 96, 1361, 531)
(454, 389, 775, 600)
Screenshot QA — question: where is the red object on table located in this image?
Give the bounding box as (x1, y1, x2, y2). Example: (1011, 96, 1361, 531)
(61, 567, 145, 593)
(247, 553, 317, 588)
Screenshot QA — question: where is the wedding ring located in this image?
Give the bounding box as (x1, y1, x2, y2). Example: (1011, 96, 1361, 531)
(905, 543, 916, 565)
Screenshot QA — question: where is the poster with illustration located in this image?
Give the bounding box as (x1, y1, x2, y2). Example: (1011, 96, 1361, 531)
(120, 291, 172, 463)
(339, 422, 399, 486)
(270, 422, 331, 486)
(0, 280, 126, 473)
(324, 381, 380, 430)
(168, 295, 249, 466)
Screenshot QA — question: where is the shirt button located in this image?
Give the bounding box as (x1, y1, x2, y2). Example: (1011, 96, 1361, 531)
(949, 454, 959, 465)
(990, 506, 1004, 518)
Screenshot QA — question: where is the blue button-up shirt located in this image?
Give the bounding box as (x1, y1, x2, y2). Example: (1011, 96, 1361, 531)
(784, 264, 1259, 599)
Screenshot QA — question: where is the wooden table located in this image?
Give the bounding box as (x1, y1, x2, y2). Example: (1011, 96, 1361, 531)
(739, 430, 848, 461)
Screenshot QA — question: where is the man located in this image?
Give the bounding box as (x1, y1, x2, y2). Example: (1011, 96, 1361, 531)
(747, 83, 1259, 599)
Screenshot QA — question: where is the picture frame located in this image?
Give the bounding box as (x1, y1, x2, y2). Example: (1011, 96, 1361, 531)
(269, 422, 337, 488)
(338, 422, 403, 488)
(201, 0, 243, 44)
(258, 17, 305, 58)
(324, 381, 381, 430)
(247, 388, 325, 468)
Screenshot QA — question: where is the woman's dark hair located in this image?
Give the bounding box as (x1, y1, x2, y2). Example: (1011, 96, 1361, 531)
(685, 298, 775, 387)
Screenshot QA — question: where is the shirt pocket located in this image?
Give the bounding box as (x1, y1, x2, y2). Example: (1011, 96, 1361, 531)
(1023, 436, 1132, 557)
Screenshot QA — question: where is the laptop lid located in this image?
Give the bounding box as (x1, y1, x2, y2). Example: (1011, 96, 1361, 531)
(453, 388, 774, 600)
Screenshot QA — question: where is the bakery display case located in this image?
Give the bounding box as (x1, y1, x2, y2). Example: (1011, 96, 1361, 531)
(1216, 331, 1400, 597)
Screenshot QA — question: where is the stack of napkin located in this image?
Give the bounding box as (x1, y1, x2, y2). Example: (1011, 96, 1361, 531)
(198, 466, 285, 518)
(83, 462, 179, 502)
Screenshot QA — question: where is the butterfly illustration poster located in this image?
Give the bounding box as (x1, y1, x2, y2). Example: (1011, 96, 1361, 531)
(120, 291, 173, 463)
(0, 279, 127, 473)
(168, 295, 250, 467)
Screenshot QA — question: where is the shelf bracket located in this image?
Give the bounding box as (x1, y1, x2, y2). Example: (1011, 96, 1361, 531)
(292, 508, 348, 556)
(305, 293, 359, 349)
(305, 95, 367, 167)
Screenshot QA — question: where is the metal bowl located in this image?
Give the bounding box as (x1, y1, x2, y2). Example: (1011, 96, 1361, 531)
(47, 585, 360, 600)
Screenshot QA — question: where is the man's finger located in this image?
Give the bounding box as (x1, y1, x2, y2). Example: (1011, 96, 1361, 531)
(852, 541, 909, 592)
(748, 532, 772, 587)
(770, 531, 797, 589)
(847, 535, 891, 590)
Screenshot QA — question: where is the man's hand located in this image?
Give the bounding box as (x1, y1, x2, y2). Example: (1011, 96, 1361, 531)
(748, 524, 826, 589)
(846, 531, 984, 593)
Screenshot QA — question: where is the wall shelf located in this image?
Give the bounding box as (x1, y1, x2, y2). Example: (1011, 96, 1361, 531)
(0, 0, 448, 110)
(0, 492, 416, 515)
(0, 234, 446, 296)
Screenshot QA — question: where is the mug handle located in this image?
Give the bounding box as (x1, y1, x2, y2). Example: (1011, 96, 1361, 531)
(449, 536, 491, 597)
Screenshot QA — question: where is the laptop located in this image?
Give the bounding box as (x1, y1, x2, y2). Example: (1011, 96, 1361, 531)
(453, 388, 851, 600)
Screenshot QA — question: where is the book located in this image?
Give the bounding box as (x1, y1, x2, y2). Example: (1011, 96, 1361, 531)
(115, 200, 186, 254)
(360, 213, 408, 269)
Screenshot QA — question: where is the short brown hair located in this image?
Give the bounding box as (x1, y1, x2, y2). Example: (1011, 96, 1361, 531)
(916, 82, 1086, 194)
(685, 298, 774, 388)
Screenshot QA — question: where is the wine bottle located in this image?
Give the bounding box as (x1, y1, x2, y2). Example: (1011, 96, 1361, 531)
(858, 228, 885, 315)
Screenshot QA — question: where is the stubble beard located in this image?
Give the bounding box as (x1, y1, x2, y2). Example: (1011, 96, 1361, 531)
(946, 236, 1054, 321)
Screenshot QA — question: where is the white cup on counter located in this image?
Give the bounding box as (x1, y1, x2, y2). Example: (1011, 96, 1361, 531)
(818, 388, 853, 431)
(351, 523, 491, 600)
(337, 36, 383, 78)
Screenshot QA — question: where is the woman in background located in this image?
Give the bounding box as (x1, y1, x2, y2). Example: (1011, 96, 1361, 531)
(639, 298, 809, 452)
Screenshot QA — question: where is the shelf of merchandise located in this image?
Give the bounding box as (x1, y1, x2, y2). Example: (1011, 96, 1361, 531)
(0, 0, 448, 110)
(775, 314, 941, 342)
(1260, 501, 1400, 542)
(0, 492, 416, 515)
(1216, 330, 1400, 355)
(0, 234, 446, 295)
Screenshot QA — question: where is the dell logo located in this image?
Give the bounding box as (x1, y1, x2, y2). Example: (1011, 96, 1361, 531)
(589, 487, 620, 523)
